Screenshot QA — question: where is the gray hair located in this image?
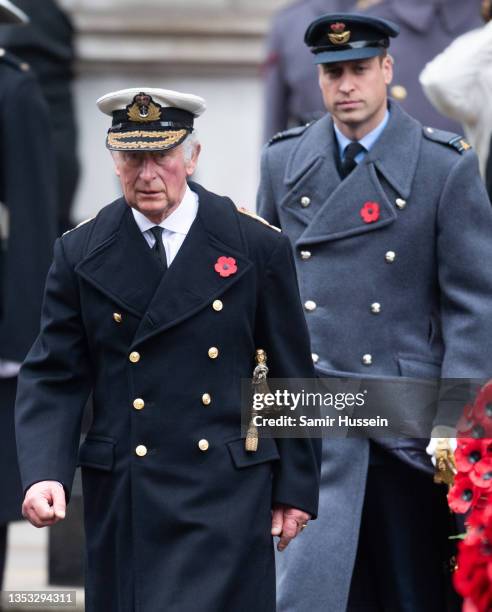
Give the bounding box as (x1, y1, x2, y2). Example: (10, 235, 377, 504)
(182, 131, 199, 162)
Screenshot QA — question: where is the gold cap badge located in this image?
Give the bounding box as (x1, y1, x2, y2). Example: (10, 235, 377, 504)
(126, 92, 162, 123)
(328, 22, 351, 45)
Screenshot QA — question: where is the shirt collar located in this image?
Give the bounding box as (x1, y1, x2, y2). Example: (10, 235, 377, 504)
(131, 185, 198, 236)
(334, 108, 390, 159)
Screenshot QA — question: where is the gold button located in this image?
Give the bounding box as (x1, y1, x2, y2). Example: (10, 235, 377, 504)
(395, 198, 407, 210)
(304, 300, 317, 312)
(426, 127, 434, 134)
(370, 302, 381, 314)
(362, 354, 373, 366)
(391, 84, 407, 101)
(300, 196, 311, 208)
(135, 445, 147, 457)
(311, 353, 319, 364)
(113, 312, 122, 323)
(208, 347, 219, 359)
(198, 439, 209, 452)
(212, 299, 223, 312)
(129, 351, 140, 363)
(0, 49, 5, 58)
(385, 251, 396, 263)
(133, 398, 145, 410)
(20, 62, 30, 72)
(300, 251, 312, 260)
(202, 393, 211, 406)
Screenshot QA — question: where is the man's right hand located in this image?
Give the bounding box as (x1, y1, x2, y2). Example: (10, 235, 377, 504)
(22, 481, 66, 528)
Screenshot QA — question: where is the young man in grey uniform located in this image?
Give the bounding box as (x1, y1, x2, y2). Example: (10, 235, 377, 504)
(258, 12, 492, 612)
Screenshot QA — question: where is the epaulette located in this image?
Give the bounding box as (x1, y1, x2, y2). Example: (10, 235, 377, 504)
(62, 217, 94, 237)
(423, 126, 472, 154)
(237, 207, 281, 232)
(0, 48, 31, 73)
(268, 123, 312, 147)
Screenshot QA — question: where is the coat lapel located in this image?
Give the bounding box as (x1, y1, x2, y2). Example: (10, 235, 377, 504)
(132, 183, 252, 346)
(290, 103, 422, 246)
(75, 200, 163, 318)
(281, 114, 342, 227)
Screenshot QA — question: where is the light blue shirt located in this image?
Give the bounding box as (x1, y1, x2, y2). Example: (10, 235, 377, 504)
(334, 109, 390, 164)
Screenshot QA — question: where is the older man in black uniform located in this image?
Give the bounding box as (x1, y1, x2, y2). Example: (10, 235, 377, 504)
(258, 12, 492, 612)
(15, 87, 321, 612)
(0, 0, 56, 589)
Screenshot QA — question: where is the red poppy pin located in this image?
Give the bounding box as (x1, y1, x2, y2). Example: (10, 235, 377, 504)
(214, 256, 237, 278)
(360, 201, 380, 223)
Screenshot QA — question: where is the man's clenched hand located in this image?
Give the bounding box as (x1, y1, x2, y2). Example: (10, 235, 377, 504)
(22, 481, 66, 528)
(271, 504, 311, 552)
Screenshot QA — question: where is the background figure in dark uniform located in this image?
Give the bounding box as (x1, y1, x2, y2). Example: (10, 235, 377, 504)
(0, 0, 57, 590)
(0, 0, 79, 234)
(262, 0, 481, 142)
(258, 13, 492, 612)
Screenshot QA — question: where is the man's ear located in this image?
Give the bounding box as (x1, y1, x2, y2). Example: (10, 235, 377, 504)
(111, 151, 121, 177)
(185, 143, 201, 177)
(382, 54, 393, 86)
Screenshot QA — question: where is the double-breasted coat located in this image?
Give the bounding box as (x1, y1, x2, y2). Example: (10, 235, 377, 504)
(15, 181, 321, 612)
(0, 49, 56, 525)
(257, 102, 492, 611)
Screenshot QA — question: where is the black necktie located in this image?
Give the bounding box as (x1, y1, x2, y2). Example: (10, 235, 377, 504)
(150, 226, 167, 270)
(340, 142, 365, 179)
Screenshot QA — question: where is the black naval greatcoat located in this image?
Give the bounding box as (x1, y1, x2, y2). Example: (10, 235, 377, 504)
(0, 49, 56, 525)
(15, 181, 321, 612)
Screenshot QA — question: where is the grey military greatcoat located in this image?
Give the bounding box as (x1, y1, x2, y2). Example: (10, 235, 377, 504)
(257, 102, 492, 611)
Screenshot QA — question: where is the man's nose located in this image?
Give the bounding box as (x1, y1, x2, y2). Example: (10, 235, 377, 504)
(338, 73, 355, 94)
(139, 155, 157, 180)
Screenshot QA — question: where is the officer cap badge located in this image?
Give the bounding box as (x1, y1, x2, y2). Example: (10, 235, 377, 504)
(328, 23, 351, 45)
(126, 93, 162, 123)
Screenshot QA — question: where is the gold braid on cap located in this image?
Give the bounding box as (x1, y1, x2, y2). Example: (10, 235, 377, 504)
(107, 129, 188, 150)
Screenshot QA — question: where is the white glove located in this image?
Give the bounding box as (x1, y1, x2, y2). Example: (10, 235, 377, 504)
(426, 426, 457, 466)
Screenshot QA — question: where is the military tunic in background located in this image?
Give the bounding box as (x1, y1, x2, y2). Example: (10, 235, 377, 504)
(15, 181, 321, 612)
(0, 49, 56, 527)
(262, 0, 481, 141)
(257, 101, 492, 611)
(0, 0, 79, 233)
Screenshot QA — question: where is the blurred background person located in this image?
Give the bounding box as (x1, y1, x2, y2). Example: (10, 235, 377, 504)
(0, 0, 57, 592)
(0, 0, 79, 234)
(420, 0, 492, 198)
(262, 0, 482, 142)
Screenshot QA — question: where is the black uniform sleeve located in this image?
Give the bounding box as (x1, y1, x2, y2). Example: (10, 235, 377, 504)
(255, 234, 321, 518)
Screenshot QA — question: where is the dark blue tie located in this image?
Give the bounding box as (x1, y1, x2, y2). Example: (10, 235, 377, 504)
(150, 226, 167, 270)
(341, 142, 365, 179)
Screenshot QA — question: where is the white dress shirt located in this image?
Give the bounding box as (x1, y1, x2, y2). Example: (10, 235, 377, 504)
(131, 185, 199, 266)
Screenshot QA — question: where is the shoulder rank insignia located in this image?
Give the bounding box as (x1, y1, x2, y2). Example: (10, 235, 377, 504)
(268, 122, 312, 147)
(423, 126, 472, 154)
(238, 207, 281, 232)
(62, 217, 94, 237)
